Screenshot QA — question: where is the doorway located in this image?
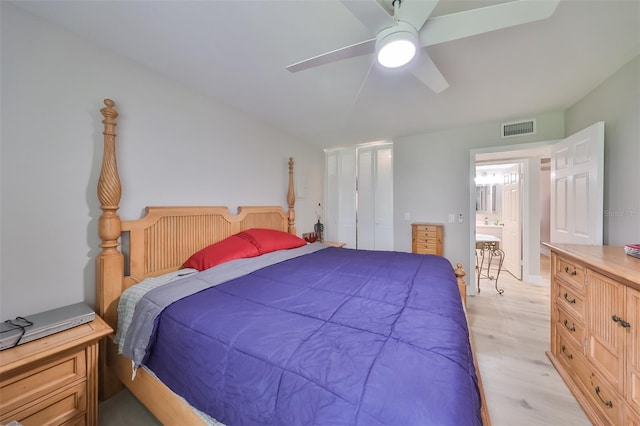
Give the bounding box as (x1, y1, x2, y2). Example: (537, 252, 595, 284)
(475, 161, 524, 282)
(470, 141, 554, 294)
(469, 121, 605, 295)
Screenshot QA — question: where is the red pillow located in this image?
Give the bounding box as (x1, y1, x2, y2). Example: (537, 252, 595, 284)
(240, 228, 307, 254)
(182, 234, 260, 271)
(182, 228, 306, 271)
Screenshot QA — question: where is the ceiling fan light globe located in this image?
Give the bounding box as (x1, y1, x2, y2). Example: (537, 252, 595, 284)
(375, 22, 419, 69)
(377, 39, 416, 68)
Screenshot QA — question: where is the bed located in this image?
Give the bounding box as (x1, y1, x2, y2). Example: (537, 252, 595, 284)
(95, 99, 490, 425)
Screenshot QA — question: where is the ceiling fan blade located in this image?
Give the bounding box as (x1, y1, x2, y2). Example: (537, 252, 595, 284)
(410, 52, 449, 94)
(287, 38, 376, 73)
(353, 59, 376, 105)
(340, 0, 395, 34)
(395, 0, 439, 32)
(419, 0, 560, 47)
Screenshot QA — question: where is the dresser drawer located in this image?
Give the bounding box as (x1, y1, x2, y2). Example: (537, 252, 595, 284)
(556, 280, 585, 322)
(554, 329, 622, 425)
(555, 306, 585, 351)
(577, 362, 623, 425)
(1, 382, 87, 426)
(0, 349, 86, 416)
(555, 327, 583, 370)
(554, 255, 586, 290)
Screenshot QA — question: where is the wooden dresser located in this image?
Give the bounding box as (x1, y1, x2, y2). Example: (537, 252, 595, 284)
(0, 315, 112, 426)
(411, 223, 443, 256)
(545, 244, 640, 425)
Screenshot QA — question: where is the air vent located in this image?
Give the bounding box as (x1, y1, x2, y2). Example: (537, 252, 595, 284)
(501, 119, 536, 138)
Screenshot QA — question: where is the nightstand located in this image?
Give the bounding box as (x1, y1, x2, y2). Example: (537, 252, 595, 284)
(411, 223, 443, 256)
(0, 314, 112, 426)
(323, 241, 346, 248)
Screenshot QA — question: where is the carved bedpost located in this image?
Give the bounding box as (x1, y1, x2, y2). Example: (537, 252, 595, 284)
(455, 263, 467, 307)
(287, 157, 297, 235)
(96, 99, 124, 399)
(97, 99, 123, 326)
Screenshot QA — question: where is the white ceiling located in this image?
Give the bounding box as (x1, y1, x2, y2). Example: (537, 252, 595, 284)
(13, 0, 640, 147)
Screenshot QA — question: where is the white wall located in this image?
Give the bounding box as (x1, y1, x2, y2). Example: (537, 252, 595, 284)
(393, 112, 565, 275)
(0, 4, 324, 320)
(565, 55, 640, 245)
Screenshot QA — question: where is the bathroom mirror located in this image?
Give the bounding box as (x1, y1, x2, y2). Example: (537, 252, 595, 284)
(476, 184, 497, 213)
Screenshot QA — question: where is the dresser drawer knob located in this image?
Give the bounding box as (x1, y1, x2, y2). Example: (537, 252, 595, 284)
(563, 293, 576, 304)
(564, 266, 577, 276)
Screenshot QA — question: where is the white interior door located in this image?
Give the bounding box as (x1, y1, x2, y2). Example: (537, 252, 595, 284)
(357, 144, 394, 250)
(357, 149, 375, 249)
(325, 149, 357, 248)
(550, 122, 604, 245)
(502, 164, 522, 279)
(373, 147, 393, 250)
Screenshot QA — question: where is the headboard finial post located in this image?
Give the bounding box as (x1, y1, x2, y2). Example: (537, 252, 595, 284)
(287, 157, 296, 235)
(96, 99, 125, 399)
(98, 99, 122, 254)
(97, 99, 124, 326)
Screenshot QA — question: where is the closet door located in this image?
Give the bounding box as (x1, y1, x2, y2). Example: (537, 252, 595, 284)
(325, 149, 357, 248)
(357, 145, 393, 250)
(326, 144, 393, 250)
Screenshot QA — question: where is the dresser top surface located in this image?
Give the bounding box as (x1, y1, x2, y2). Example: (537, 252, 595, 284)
(544, 243, 640, 287)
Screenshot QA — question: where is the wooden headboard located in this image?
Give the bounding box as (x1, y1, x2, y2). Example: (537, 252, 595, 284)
(95, 99, 297, 330)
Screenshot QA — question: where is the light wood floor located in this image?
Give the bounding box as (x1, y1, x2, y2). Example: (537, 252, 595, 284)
(98, 255, 591, 425)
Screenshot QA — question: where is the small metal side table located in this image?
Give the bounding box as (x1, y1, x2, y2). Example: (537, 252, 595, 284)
(475, 235, 505, 295)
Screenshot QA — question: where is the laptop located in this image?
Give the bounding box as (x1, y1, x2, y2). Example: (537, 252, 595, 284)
(0, 302, 95, 350)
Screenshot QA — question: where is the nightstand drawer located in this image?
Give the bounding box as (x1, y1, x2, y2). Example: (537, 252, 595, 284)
(414, 236, 440, 246)
(0, 348, 86, 417)
(1, 382, 87, 426)
(414, 230, 439, 239)
(413, 225, 439, 234)
(414, 243, 439, 253)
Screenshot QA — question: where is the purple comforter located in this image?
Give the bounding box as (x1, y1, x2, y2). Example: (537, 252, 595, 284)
(144, 248, 482, 425)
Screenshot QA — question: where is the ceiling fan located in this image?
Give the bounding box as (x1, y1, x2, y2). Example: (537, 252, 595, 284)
(286, 0, 560, 95)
